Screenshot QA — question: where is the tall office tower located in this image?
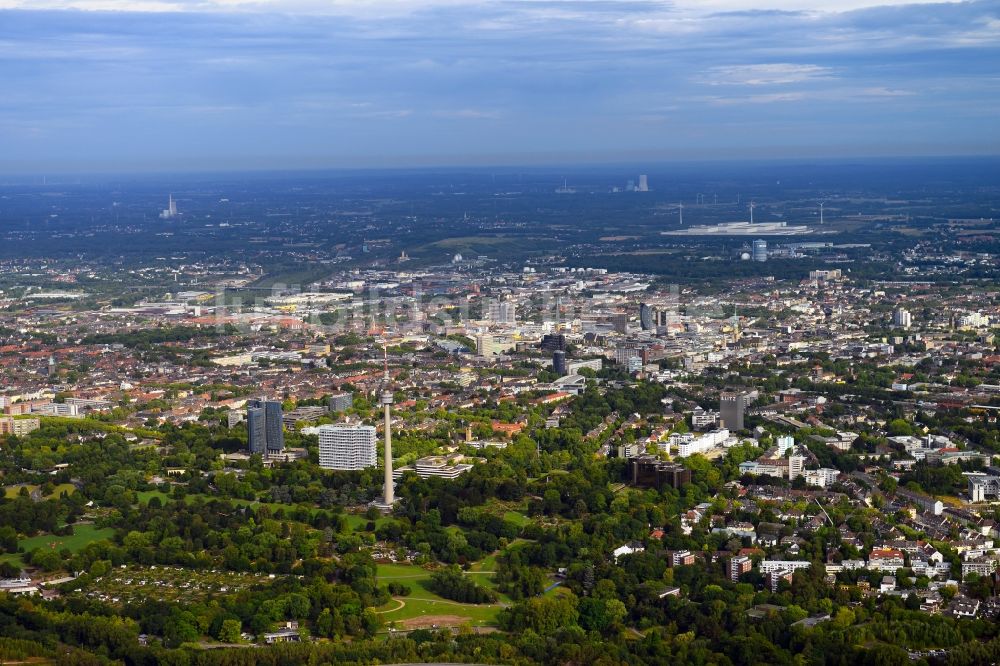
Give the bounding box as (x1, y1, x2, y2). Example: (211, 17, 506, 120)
(639, 303, 654, 331)
(247, 399, 284, 454)
(720, 392, 745, 431)
(498, 300, 516, 325)
(893, 307, 912, 329)
(487, 299, 501, 322)
(540, 333, 567, 352)
(317, 424, 376, 470)
(264, 401, 284, 453)
(486, 298, 516, 324)
(752, 239, 768, 262)
(654, 308, 669, 327)
(612, 313, 629, 334)
(637, 174, 649, 192)
(553, 350, 567, 376)
(247, 407, 267, 455)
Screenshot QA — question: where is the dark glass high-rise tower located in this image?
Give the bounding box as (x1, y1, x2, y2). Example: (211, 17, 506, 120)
(247, 399, 284, 455)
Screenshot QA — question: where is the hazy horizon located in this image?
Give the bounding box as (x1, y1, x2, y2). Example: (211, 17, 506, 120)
(3, 153, 1000, 181)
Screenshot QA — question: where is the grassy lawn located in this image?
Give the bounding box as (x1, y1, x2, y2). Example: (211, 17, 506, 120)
(4, 483, 76, 500)
(1, 525, 115, 567)
(464, 571, 500, 590)
(376, 563, 435, 581)
(5, 485, 34, 499)
(48, 483, 76, 497)
(344, 513, 395, 532)
(506, 537, 533, 550)
(502, 510, 532, 527)
(375, 562, 510, 623)
(469, 552, 498, 573)
(137, 490, 171, 504)
(378, 596, 501, 626)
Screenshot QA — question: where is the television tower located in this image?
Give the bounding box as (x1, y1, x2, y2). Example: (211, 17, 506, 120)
(380, 343, 395, 507)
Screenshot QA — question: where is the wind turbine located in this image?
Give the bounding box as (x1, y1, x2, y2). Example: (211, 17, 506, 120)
(819, 201, 825, 225)
(749, 201, 755, 224)
(678, 202, 684, 225)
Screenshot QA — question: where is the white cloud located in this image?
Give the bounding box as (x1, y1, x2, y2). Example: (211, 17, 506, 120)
(0, 0, 476, 13)
(703, 91, 807, 105)
(0, 0, 969, 13)
(432, 108, 501, 119)
(676, 0, 964, 12)
(856, 86, 915, 97)
(706, 63, 834, 86)
(0, 0, 185, 10)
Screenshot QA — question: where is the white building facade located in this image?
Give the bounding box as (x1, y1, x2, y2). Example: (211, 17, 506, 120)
(318, 424, 377, 470)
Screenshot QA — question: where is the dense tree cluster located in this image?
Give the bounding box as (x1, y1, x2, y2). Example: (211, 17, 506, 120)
(427, 565, 498, 604)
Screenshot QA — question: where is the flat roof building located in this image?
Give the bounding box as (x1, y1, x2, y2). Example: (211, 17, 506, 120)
(393, 454, 475, 480)
(318, 424, 377, 470)
(628, 455, 692, 490)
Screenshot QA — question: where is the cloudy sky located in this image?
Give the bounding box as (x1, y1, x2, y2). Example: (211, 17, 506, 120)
(1, 0, 998, 171)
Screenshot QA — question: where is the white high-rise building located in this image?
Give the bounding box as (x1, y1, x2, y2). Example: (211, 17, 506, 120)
(637, 174, 649, 192)
(499, 301, 516, 325)
(318, 424, 376, 470)
(958, 312, 989, 329)
(776, 435, 795, 455)
(788, 455, 805, 481)
(893, 307, 912, 329)
(487, 299, 516, 325)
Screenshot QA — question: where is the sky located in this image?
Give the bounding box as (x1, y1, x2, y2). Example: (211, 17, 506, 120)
(0, 0, 998, 172)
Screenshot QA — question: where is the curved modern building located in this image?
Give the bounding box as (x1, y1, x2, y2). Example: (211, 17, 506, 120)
(639, 302, 653, 331)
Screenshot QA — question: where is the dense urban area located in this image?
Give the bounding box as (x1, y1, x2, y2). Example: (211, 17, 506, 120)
(2, 162, 1000, 665)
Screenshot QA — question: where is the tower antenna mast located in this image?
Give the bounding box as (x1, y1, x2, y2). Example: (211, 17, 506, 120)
(378, 341, 395, 509)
